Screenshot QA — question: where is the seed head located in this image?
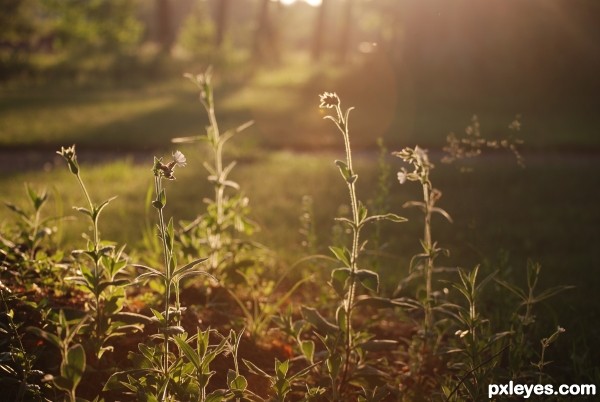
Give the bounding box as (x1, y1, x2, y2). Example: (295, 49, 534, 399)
(57, 145, 79, 175)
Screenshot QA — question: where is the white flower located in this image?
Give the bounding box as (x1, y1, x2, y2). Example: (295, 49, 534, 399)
(172, 150, 187, 168)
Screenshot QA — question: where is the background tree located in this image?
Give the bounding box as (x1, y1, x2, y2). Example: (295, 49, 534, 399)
(156, 0, 174, 54)
(337, 0, 355, 63)
(215, 0, 231, 49)
(252, 0, 281, 65)
(311, 0, 329, 61)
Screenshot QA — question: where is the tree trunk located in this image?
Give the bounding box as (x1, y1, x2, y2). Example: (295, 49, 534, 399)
(311, 0, 329, 61)
(156, 0, 173, 54)
(253, 0, 280, 64)
(337, 0, 355, 63)
(215, 0, 231, 49)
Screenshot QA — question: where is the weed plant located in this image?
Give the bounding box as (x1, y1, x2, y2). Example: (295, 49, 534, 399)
(173, 68, 257, 282)
(56, 145, 141, 362)
(0, 75, 583, 401)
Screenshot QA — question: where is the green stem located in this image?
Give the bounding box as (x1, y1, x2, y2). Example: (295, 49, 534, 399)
(335, 104, 361, 395)
(155, 176, 172, 398)
(422, 182, 433, 331)
(205, 102, 224, 272)
(75, 173, 97, 248)
(75, 172, 103, 354)
(29, 208, 41, 260)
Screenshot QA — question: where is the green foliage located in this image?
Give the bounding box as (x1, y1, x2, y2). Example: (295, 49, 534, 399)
(1, 183, 69, 293)
(57, 145, 143, 361)
(43, 0, 142, 56)
(0, 71, 583, 401)
(174, 69, 257, 284)
(0, 289, 51, 401)
(292, 93, 406, 399)
(176, 1, 215, 61)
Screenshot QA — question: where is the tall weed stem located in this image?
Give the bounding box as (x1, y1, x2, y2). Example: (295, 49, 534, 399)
(321, 93, 361, 393)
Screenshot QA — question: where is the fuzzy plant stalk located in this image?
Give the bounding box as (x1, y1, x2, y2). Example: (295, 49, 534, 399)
(320, 92, 362, 385)
(151, 151, 187, 392)
(57, 145, 116, 356)
(174, 69, 254, 281)
(182, 69, 225, 272)
(536, 326, 565, 383)
(395, 146, 451, 331)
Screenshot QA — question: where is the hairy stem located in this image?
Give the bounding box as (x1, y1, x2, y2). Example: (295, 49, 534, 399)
(205, 100, 224, 272)
(422, 182, 433, 330)
(75, 172, 103, 352)
(335, 104, 361, 395)
(155, 176, 171, 397)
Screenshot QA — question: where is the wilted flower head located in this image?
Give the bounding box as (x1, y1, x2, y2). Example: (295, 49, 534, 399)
(57, 145, 79, 175)
(319, 92, 340, 109)
(153, 150, 187, 180)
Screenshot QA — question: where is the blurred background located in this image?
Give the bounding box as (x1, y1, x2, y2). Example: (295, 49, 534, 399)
(1, 0, 600, 382)
(2, 0, 600, 151)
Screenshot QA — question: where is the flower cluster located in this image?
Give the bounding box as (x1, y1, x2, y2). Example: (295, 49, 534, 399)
(393, 146, 433, 185)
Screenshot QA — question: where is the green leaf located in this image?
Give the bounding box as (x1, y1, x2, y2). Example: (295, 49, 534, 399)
(222, 180, 240, 190)
(53, 375, 74, 393)
(3, 201, 29, 220)
(166, 218, 175, 251)
(326, 355, 342, 379)
(132, 264, 166, 280)
(73, 206, 92, 218)
(358, 202, 368, 223)
(275, 359, 289, 378)
(160, 326, 185, 335)
(93, 196, 117, 222)
(172, 257, 210, 277)
(26, 326, 61, 349)
(159, 189, 166, 207)
(62, 344, 85, 389)
(226, 370, 247, 393)
(431, 207, 453, 222)
(335, 160, 350, 181)
(356, 269, 379, 292)
(300, 340, 315, 364)
(329, 246, 350, 267)
(175, 337, 200, 370)
(150, 309, 165, 324)
(362, 213, 408, 225)
(243, 359, 269, 377)
(330, 267, 351, 296)
(205, 390, 227, 402)
(301, 306, 338, 334)
(336, 306, 347, 332)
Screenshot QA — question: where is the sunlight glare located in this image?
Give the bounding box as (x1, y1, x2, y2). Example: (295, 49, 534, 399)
(280, 0, 322, 7)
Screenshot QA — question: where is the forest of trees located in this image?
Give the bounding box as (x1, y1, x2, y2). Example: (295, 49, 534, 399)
(1, 0, 600, 100)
